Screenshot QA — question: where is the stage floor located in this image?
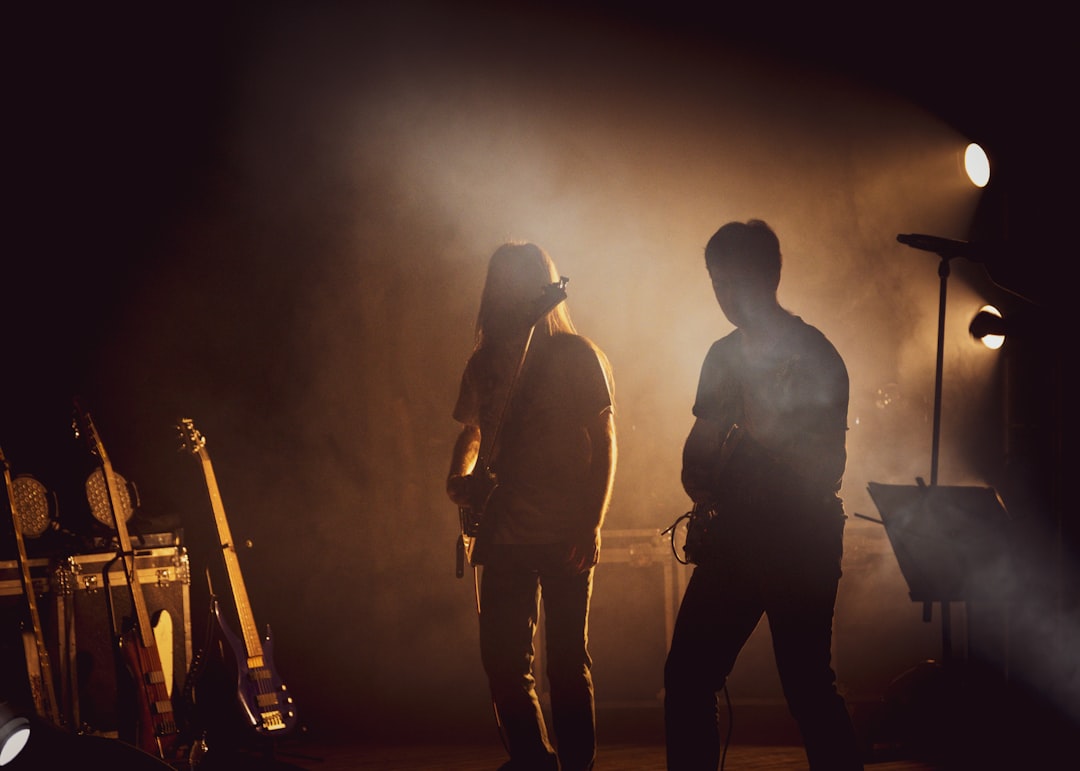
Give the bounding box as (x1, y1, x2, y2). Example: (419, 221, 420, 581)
(273, 739, 943, 770)
(7, 695, 1071, 770)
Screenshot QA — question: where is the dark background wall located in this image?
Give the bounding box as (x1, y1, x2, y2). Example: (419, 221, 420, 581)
(4, 0, 1071, 746)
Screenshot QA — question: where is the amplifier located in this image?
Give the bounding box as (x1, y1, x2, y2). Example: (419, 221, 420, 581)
(0, 556, 52, 598)
(52, 544, 192, 735)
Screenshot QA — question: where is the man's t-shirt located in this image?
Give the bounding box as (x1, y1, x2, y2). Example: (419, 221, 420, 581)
(693, 314, 848, 502)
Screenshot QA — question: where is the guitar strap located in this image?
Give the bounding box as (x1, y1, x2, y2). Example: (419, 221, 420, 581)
(457, 278, 569, 578)
(456, 327, 537, 583)
(479, 300, 547, 478)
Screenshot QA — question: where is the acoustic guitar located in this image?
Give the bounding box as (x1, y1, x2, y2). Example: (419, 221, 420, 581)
(177, 418, 298, 738)
(72, 404, 180, 760)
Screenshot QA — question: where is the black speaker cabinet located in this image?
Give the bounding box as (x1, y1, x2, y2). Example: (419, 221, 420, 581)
(53, 545, 192, 735)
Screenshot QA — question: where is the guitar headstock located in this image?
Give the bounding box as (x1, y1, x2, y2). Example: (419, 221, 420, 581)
(177, 418, 206, 455)
(530, 276, 569, 322)
(71, 399, 137, 528)
(71, 397, 106, 461)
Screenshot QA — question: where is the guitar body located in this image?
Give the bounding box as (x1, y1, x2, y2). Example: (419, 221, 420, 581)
(117, 622, 180, 759)
(456, 469, 497, 574)
(213, 599, 298, 736)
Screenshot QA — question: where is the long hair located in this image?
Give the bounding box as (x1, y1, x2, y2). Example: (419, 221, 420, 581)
(474, 242, 576, 348)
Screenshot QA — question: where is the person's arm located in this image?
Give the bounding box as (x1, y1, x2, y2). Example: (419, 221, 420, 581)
(567, 405, 616, 572)
(446, 423, 480, 506)
(681, 415, 730, 505)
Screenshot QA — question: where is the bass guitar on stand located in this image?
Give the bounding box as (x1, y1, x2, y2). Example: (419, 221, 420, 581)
(177, 418, 298, 740)
(72, 403, 180, 761)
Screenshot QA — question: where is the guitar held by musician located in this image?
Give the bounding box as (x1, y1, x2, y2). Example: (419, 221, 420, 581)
(450, 465, 497, 574)
(666, 423, 751, 565)
(449, 275, 569, 578)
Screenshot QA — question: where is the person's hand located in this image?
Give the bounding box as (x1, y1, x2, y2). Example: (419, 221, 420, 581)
(564, 531, 600, 574)
(447, 471, 497, 509)
(446, 473, 473, 507)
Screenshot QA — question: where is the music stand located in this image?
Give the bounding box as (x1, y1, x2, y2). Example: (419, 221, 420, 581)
(867, 481, 1012, 663)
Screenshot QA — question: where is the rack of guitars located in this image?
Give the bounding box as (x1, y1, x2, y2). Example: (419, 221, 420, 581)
(1, 411, 298, 768)
(0, 533, 191, 737)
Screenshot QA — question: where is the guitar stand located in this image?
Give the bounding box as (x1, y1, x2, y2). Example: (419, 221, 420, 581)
(180, 571, 310, 771)
(100, 550, 129, 673)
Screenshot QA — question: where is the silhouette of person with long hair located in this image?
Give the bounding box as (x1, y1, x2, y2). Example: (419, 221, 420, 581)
(447, 242, 616, 771)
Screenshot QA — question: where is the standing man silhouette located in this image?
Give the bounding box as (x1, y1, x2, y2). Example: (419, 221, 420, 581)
(664, 220, 862, 770)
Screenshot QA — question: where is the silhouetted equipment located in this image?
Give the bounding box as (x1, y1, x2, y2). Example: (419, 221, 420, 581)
(72, 404, 182, 761)
(59, 542, 192, 735)
(1, 446, 63, 729)
(176, 418, 299, 743)
(883, 231, 1013, 659)
(867, 482, 1012, 661)
(896, 233, 1003, 263)
(2, 713, 175, 769)
(968, 308, 1007, 341)
(1, 537, 192, 763)
(0, 700, 30, 765)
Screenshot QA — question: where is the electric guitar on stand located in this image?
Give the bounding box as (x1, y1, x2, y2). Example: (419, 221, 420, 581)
(177, 418, 298, 739)
(72, 403, 180, 761)
(1, 444, 62, 727)
(455, 276, 569, 578)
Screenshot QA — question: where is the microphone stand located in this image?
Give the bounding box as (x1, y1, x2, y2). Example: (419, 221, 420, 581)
(897, 234, 970, 663)
(929, 251, 952, 659)
(930, 253, 949, 489)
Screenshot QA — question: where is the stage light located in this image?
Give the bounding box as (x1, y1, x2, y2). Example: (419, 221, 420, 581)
(970, 304, 1005, 349)
(0, 702, 30, 766)
(11, 475, 51, 537)
(84, 467, 135, 528)
(964, 142, 990, 188)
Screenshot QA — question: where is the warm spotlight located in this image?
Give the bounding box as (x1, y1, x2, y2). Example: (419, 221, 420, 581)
(964, 142, 990, 188)
(970, 304, 1005, 349)
(0, 702, 30, 766)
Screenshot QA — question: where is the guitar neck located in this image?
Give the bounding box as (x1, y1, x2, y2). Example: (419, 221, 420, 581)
(75, 409, 179, 756)
(1, 449, 61, 724)
(77, 411, 157, 648)
(101, 455, 158, 647)
(197, 448, 265, 659)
